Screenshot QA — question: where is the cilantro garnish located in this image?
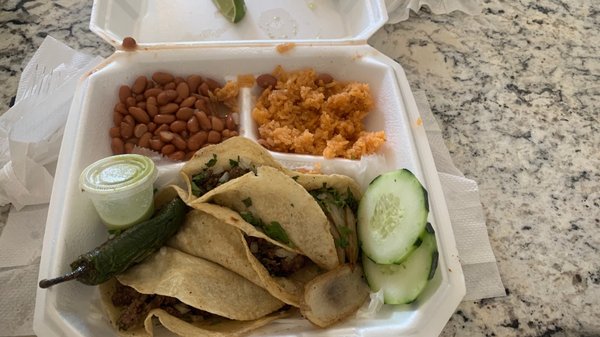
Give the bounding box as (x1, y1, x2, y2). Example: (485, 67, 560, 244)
(240, 211, 258, 226)
(205, 154, 217, 167)
(190, 170, 209, 196)
(309, 184, 344, 208)
(345, 187, 359, 213)
(229, 156, 240, 167)
(335, 226, 352, 248)
(190, 181, 202, 196)
(335, 236, 349, 248)
(264, 221, 290, 245)
(339, 226, 352, 237)
(310, 184, 358, 210)
(239, 211, 290, 245)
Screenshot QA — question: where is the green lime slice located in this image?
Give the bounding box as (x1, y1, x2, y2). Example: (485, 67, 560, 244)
(213, 0, 246, 23)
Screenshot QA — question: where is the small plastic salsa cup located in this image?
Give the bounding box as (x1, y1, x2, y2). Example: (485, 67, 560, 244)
(79, 154, 158, 230)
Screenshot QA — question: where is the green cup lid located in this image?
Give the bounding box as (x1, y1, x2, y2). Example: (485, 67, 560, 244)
(80, 154, 157, 195)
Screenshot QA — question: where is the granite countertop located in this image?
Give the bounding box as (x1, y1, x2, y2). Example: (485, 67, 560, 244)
(1, 1, 598, 336)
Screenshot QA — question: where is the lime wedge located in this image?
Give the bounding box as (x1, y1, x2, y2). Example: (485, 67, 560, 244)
(213, 0, 246, 23)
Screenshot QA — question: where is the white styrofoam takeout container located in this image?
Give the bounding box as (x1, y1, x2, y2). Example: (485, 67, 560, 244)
(34, 1, 465, 336)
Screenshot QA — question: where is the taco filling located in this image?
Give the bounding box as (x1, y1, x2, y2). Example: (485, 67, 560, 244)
(190, 155, 254, 197)
(112, 281, 213, 331)
(309, 184, 359, 264)
(239, 209, 292, 245)
(195, 165, 339, 271)
(245, 236, 306, 277)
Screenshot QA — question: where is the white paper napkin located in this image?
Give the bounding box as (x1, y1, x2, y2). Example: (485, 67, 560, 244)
(385, 0, 482, 23)
(0, 262, 39, 337)
(0, 205, 48, 268)
(414, 90, 505, 300)
(0, 36, 103, 210)
(0, 36, 103, 337)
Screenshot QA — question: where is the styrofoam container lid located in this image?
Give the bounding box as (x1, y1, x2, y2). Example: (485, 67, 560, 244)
(90, 0, 388, 47)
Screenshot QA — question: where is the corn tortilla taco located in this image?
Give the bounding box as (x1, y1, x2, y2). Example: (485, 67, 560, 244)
(168, 207, 316, 306)
(190, 165, 339, 271)
(180, 137, 285, 202)
(99, 247, 287, 336)
(294, 173, 362, 265)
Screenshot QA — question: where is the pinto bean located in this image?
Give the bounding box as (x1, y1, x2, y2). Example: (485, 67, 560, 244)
(172, 134, 187, 150)
(128, 107, 150, 124)
(109, 126, 120, 138)
(134, 124, 148, 138)
(132, 76, 147, 94)
(125, 96, 137, 108)
(170, 120, 187, 133)
(195, 110, 212, 130)
(187, 131, 207, 151)
(119, 85, 132, 103)
(179, 96, 196, 108)
(154, 114, 176, 125)
(144, 88, 162, 98)
(111, 138, 124, 154)
(256, 74, 277, 88)
(114, 102, 128, 114)
(205, 78, 222, 90)
(161, 144, 176, 155)
(176, 107, 194, 121)
(159, 103, 179, 115)
(207, 130, 221, 144)
(152, 72, 174, 85)
(157, 90, 178, 105)
(149, 137, 163, 151)
(198, 82, 210, 96)
(186, 75, 203, 93)
(159, 131, 174, 143)
(120, 122, 133, 139)
(226, 114, 236, 131)
(187, 116, 200, 133)
(138, 132, 152, 148)
(175, 82, 190, 102)
(316, 73, 334, 84)
(211, 116, 225, 132)
(168, 151, 185, 161)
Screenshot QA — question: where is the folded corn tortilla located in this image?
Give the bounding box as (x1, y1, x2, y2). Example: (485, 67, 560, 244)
(179, 136, 285, 203)
(99, 279, 288, 337)
(293, 173, 362, 200)
(171, 206, 321, 307)
(116, 247, 284, 321)
(191, 165, 339, 271)
(99, 246, 288, 336)
(293, 173, 362, 265)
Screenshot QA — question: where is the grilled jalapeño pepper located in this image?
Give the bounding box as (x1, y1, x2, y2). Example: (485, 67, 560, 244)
(39, 197, 187, 288)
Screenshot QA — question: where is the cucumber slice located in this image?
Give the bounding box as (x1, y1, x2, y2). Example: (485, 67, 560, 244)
(357, 169, 429, 264)
(363, 231, 438, 304)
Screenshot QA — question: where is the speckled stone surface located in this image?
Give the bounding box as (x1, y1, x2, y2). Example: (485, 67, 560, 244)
(369, 1, 600, 336)
(1, 0, 598, 336)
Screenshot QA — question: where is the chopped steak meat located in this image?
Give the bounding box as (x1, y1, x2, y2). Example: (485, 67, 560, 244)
(245, 236, 306, 277)
(111, 281, 212, 331)
(192, 166, 252, 196)
(229, 165, 252, 179)
(111, 281, 141, 307)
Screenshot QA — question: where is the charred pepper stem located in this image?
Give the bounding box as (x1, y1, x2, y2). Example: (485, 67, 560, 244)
(39, 265, 86, 288)
(38, 197, 187, 288)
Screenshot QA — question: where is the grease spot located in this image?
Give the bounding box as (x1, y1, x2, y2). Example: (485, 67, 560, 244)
(259, 8, 298, 39)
